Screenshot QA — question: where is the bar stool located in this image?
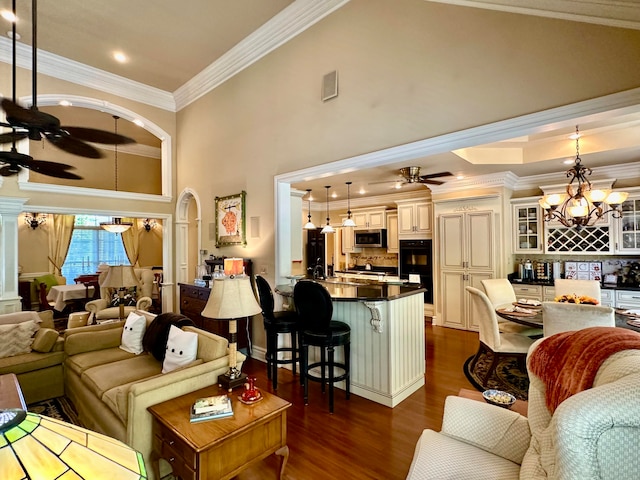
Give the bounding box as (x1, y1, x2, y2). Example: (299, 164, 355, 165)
(294, 280, 350, 413)
(255, 275, 300, 390)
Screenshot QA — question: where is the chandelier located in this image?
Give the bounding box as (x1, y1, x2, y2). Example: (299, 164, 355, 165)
(539, 126, 628, 228)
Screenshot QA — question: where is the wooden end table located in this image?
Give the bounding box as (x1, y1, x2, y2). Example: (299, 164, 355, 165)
(0, 373, 27, 409)
(148, 386, 291, 480)
(458, 388, 528, 417)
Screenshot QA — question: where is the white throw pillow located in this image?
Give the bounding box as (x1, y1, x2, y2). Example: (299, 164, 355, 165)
(0, 320, 39, 359)
(120, 312, 147, 355)
(162, 325, 198, 373)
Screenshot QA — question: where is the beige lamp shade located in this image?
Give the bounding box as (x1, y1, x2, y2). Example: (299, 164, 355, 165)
(101, 265, 141, 289)
(0, 409, 147, 479)
(201, 277, 261, 320)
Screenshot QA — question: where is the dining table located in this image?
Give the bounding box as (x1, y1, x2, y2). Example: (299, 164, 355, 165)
(495, 303, 640, 333)
(46, 284, 95, 312)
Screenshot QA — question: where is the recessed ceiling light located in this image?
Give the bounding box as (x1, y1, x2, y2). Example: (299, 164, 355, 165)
(569, 132, 581, 140)
(394, 182, 402, 189)
(132, 118, 144, 128)
(6, 31, 20, 40)
(359, 188, 366, 195)
(113, 51, 127, 63)
(1, 10, 17, 23)
(563, 158, 574, 165)
(331, 192, 338, 198)
(456, 175, 465, 180)
(58, 100, 72, 107)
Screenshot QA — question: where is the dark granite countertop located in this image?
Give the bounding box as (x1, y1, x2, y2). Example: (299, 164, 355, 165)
(275, 278, 425, 302)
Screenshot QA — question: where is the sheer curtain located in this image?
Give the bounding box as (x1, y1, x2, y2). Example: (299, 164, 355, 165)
(121, 217, 140, 267)
(47, 214, 75, 277)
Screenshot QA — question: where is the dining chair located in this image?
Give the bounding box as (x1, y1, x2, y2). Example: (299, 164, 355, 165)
(541, 301, 615, 337)
(481, 278, 542, 337)
(553, 279, 601, 303)
(466, 286, 535, 386)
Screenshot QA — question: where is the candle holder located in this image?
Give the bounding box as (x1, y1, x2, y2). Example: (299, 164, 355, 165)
(239, 376, 263, 404)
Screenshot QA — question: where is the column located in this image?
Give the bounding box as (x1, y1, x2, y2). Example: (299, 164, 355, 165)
(0, 197, 28, 313)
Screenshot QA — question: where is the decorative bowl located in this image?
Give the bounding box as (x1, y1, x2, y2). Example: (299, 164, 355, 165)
(482, 389, 516, 409)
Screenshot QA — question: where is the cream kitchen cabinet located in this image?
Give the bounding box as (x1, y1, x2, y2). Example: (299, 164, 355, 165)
(439, 210, 495, 330)
(352, 207, 386, 229)
(340, 220, 360, 254)
(512, 284, 543, 302)
(512, 203, 543, 254)
(395, 200, 432, 239)
(615, 196, 640, 254)
(386, 212, 399, 253)
(615, 289, 640, 310)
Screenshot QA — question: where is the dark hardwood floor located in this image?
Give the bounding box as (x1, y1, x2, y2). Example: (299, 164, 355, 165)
(236, 323, 479, 480)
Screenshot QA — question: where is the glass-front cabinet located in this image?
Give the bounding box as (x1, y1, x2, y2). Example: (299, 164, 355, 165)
(513, 204, 543, 253)
(616, 196, 640, 253)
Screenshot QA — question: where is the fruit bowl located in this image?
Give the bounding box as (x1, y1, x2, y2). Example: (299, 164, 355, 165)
(482, 389, 516, 409)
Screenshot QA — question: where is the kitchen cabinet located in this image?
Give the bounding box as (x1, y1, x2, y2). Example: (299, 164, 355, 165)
(545, 222, 613, 254)
(339, 219, 360, 253)
(396, 200, 432, 239)
(512, 284, 543, 302)
(352, 207, 386, 229)
(615, 196, 640, 254)
(512, 203, 543, 253)
(439, 210, 494, 331)
(386, 212, 398, 253)
(615, 289, 640, 310)
(601, 288, 615, 307)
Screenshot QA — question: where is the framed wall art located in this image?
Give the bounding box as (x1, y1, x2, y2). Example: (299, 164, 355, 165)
(215, 191, 246, 247)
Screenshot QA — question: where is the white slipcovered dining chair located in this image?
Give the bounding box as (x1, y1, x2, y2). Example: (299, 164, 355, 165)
(553, 279, 601, 303)
(466, 286, 535, 385)
(541, 301, 614, 337)
(481, 278, 542, 337)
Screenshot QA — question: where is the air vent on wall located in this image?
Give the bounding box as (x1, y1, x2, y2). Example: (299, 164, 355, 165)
(321, 70, 338, 102)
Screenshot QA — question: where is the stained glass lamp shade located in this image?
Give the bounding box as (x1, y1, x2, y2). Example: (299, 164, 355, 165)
(0, 409, 147, 480)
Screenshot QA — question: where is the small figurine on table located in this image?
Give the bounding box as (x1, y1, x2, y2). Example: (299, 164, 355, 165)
(239, 376, 263, 404)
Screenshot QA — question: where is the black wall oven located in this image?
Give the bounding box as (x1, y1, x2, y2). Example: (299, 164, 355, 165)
(399, 239, 433, 303)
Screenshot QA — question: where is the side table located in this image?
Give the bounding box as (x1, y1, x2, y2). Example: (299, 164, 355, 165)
(458, 388, 528, 417)
(0, 373, 27, 409)
(148, 386, 291, 480)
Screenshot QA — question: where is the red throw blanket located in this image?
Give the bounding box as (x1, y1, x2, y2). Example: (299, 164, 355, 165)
(529, 327, 640, 413)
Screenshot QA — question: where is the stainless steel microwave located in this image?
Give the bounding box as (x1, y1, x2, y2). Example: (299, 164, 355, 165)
(354, 229, 387, 248)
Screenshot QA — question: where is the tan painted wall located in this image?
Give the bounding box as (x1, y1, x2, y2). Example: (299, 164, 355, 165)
(176, 0, 640, 265)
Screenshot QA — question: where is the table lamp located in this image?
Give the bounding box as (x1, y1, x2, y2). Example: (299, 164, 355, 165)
(201, 276, 261, 390)
(0, 408, 147, 479)
(101, 265, 141, 321)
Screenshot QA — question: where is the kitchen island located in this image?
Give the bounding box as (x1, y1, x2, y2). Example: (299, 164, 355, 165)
(275, 278, 426, 407)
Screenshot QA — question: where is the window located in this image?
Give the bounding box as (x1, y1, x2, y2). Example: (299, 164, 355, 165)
(62, 215, 129, 281)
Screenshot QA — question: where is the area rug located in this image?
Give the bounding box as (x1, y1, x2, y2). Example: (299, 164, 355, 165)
(464, 352, 529, 400)
(28, 396, 82, 426)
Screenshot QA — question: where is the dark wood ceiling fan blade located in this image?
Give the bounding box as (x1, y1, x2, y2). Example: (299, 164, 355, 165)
(0, 131, 29, 144)
(63, 127, 135, 145)
(20, 157, 83, 179)
(1, 98, 61, 130)
(46, 134, 103, 159)
(419, 171, 453, 179)
(418, 179, 445, 185)
(0, 165, 21, 176)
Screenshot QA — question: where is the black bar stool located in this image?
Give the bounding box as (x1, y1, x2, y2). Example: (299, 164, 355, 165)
(255, 275, 300, 390)
(294, 279, 350, 413)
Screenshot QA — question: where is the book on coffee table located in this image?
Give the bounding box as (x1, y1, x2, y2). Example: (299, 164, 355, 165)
(190, 395, 233, 422)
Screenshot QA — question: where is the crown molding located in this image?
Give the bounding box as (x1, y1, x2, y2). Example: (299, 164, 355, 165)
(429, 171, 519, 194)
(424, 0, 640, 30)
(0, 38, 176, 111)
(18, 179, 172, 203)
(173, 0, 350, 110)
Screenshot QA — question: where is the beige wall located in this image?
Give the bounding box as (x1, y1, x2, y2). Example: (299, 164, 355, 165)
(176, 0, 640, 266)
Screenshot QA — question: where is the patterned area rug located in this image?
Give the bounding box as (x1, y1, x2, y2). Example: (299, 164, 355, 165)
(28, 396, 82, 426)
(464, 352, 530, 400)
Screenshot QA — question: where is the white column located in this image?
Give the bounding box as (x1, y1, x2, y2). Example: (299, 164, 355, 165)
(0, 197, 28, 313)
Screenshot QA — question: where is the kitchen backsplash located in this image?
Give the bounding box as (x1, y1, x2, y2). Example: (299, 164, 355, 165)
(349, 251, 398, 268)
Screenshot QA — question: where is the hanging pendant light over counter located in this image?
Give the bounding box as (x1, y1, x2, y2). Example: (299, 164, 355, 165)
(321, 186, 335, 234)
(342, 181, 356, 227)
(303, 189, 316, 230)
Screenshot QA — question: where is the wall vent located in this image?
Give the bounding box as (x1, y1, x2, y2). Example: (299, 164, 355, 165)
(321, 70, 338, 102)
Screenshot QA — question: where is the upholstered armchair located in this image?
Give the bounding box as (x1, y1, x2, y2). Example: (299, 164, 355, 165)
(85, 268, 153, 322)
(407, 328, 640, 479)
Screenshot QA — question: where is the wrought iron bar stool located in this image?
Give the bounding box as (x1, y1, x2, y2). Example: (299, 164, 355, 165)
(255, 275, 301, 390)
(294, 279, 350, 413)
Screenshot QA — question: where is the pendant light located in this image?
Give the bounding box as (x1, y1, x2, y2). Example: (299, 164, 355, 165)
(303, 189, 317, 230)
(342, 181, 356, 227)
(321, 186, 335, 234)
(100, 116, 132, 233)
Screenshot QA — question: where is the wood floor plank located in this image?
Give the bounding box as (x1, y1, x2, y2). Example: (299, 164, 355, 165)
(236, 323, 479, 480)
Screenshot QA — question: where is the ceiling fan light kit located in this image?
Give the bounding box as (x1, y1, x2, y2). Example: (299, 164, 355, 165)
(368, 166, 454, 188)
(539, 126, 628, 229)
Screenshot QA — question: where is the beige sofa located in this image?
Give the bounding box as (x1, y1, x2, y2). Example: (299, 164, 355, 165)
(0, 310, 65, 404)
(85, 268, 154, 321)
(63, 311, 245, 477)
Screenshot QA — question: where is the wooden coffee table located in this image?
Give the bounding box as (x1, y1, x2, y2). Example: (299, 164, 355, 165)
(0, 373, 26, 409)
(148, 386, 291, 480)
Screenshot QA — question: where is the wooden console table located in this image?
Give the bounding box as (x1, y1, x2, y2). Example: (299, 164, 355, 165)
(148, 386, 291, 480)
(0, 373, 27, 409)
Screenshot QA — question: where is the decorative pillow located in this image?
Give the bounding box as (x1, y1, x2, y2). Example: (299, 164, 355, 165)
(34, 274, 58, 294)
(32, 328, 60, 353)
(143, 313, 195, 361)
(0, 320, 39, 359)
(120, 312, 147, 355)
(162, 325, 198, 373)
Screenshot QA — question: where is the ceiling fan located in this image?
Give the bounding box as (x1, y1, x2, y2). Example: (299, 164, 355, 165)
(369, 166, 454, 186)
(0, 0, 135, 179)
